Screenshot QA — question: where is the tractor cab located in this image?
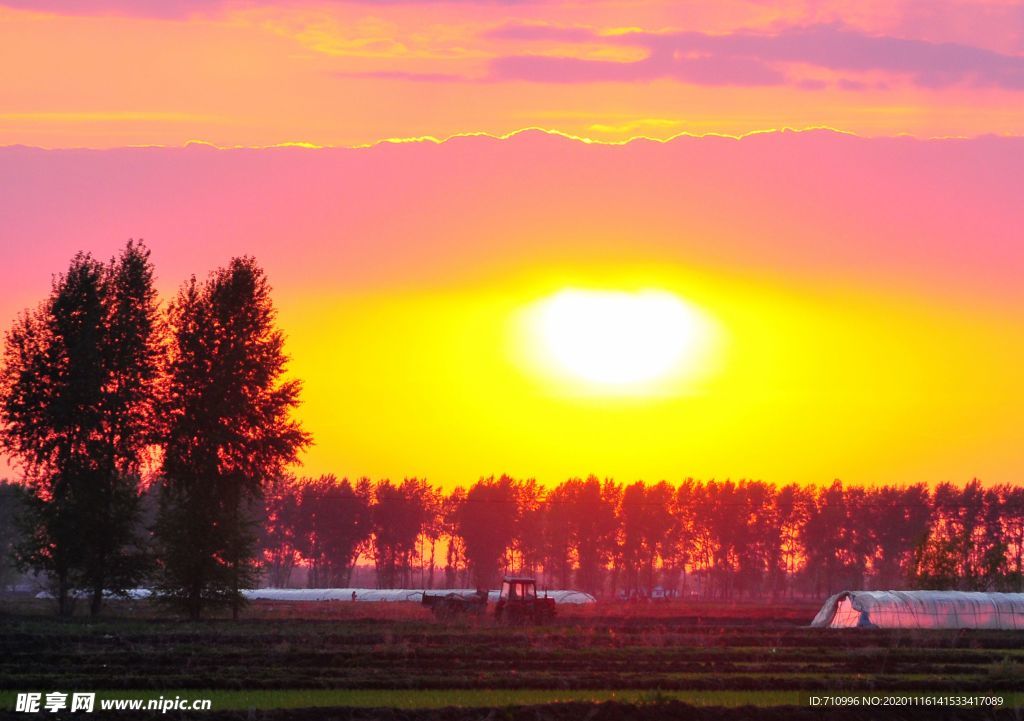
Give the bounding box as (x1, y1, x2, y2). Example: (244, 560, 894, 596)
(495, 576, 556, 623)
(500, 577, 537, 601)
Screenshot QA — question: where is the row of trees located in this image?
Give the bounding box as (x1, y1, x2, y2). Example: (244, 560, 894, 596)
(262, 475, 1024, 600)
(0, 242, 308, 618)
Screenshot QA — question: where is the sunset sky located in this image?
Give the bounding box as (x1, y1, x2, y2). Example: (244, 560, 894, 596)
(1, 0, 1022, 488)
(3, 0, 1024, 146)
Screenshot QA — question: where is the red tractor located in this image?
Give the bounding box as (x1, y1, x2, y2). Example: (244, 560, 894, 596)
(494, 576, 556, 624)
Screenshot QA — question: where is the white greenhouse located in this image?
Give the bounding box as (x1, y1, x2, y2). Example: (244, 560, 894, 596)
(47, 587, 598, 605)
(239, 588, 597, 605)
(812, 590, 1024, 629)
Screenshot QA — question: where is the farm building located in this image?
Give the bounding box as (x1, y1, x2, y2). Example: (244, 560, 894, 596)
(812, 590, 1024, 629)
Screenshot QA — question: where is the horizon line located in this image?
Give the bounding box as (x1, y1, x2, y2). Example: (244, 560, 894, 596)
(3, 125, 1021, 152)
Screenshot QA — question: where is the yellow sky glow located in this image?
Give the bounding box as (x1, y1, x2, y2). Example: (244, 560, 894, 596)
(274, 267, 1023, 489)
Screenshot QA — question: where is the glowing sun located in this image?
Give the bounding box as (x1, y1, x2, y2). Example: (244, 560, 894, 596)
(529, 289, 713, 388)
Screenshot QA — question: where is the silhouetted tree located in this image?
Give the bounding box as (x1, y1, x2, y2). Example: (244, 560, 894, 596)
(296, 475, 371, 587)
(260, 475, 302, 588)
(0, 255, 103, 614)
(911, 532, 962, 589)
(980, 486, 1010, 588)
(736, 480, 777, 599)
(371, 478, 431, 588)
(80, 241, 162, 615)
(573, 477, 620, 596)
(0, 481, 27, 591)
(0, 245, 158, 615)
(774, 483, 811, 598)
(864, 484, 931, 589)
(542, 481, 575, 589)
(442, 487, 467, 588)
(617, 482, 646, 595)
(911, 481, 997, 590)
(456, 475, 518, 589)
(511, 478, 545, 578)
(999, 485, 1024, 590)
(155, 258, 309, 619)
(539, 477, 620, 594)
(418, 482, 443, 588)
(666, 479, 698, 597)
(801, 481, 849, 597)
(701, 480, 750, 599)
(617, 480, 675, 596)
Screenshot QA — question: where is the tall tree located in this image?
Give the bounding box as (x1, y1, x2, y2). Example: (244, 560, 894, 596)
(155, 257, 309, 619)
(260, 475, 302, 588)
(999, 485, 1024, 590)
(666, 479, 698, 597)
(371, 478, 432, 588)
(865, 484, 931, 589)
(295, 475, 371, 587)
(571, 477, 620, 596)
(456, 475, 519, 589)
(79, 241, 162, 615)
(0, 481, 27, 591)
(618, 481, 673, 596)
(417, 482, 443, 589)
(541, 481, 575, 589)
(510, 478, 545, 578)
(703, 480, 747, 599)
(0, 255, 102, 614)
(773, 483, 811, 599)
(515, 477, 621, 595)
(801, 481, 849, 597)
(732, 481, 775, 599)
(442, 487, 468, 588)
(1, 245, 158, 615)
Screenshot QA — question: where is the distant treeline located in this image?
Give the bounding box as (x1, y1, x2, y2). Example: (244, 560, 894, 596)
(260, 475, 1024, 600)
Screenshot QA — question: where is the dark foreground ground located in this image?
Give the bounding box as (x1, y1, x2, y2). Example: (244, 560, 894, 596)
(2, 598, 1023, 719)
(32, 703, 1023, 721)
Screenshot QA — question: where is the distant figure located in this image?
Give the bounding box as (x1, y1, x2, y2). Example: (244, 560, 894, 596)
(351, 591, 357, 602)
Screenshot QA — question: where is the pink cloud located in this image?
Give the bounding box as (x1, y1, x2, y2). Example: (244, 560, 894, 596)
(837, 78, 869, 91)
(491, 53, 785, 86)
(485, 23, 1024, 90)
(699, 23, 1024, 89)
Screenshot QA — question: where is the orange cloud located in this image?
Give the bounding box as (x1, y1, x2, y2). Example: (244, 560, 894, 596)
(2, 2, 1024, 148)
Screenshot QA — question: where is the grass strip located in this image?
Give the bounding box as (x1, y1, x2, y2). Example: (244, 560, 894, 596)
(5, 689, 1023, 711)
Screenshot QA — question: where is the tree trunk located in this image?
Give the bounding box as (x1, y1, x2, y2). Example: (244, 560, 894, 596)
(428, 540, 436, 590)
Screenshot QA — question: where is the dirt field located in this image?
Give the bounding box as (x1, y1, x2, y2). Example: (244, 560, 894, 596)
(2, 599, 1022, 719)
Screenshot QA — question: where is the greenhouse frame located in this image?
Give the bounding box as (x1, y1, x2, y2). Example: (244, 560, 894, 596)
(812, 590, 1024, 629)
